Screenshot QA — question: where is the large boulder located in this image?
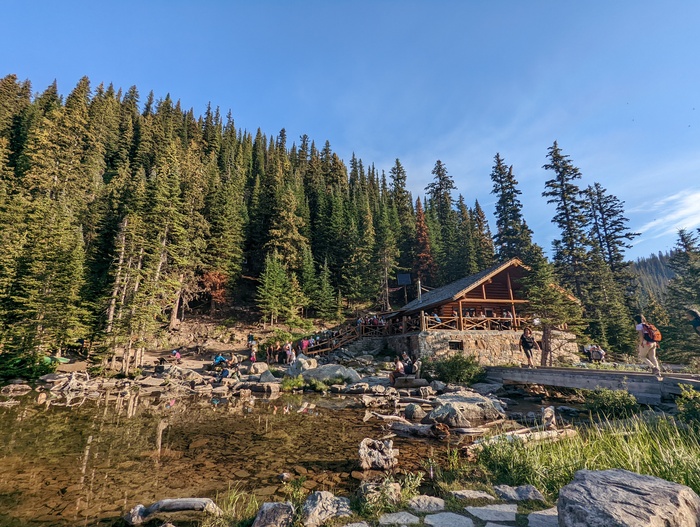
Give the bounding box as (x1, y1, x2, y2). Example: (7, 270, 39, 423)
(422, 403, 471, 428)
(288, 355, 318, 377)
(404, 403, 427, 421)
(558, 469, 700, 527)
(431, 390, 506, 421)
(302, 364, 361, 384)
(302, 491, 352, 527)
(249, 362, 269, 375)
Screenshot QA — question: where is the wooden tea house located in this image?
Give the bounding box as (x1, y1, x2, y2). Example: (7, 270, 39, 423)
(386, 258, 531, 335)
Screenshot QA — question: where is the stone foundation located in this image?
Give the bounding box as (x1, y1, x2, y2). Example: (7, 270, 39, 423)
(385, 329, 579, 366)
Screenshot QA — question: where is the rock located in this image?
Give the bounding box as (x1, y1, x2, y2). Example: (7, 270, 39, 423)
(557, 469, 700, 527)
(288, 356, 318, 377)
(357, 480, 401, 507)
(343, 523, 370, 527)
(424, 512, 474, 527)
(408, 495, 445, 512)
(451, 489, 496, 501)
(259, 370, 278, 383)
(345, 383, 370, 394)
(404, 403, 427, 421)
(39, 373, 70, 383)
(556, 406, 580, 416)
(542, 406, 556, 429)
(1, 384, 32, 396)
(138, 376, 166, 387)
(494, 484, 545, 502)
(469, 382, 504, 395)
(430, 380, 447, 393)
(251, 502, 295, 527)
(464, 504, 518, 523)
(394, 377, 429, 388)
(378, 511, 420, 525)
(249, 362, 269, 375)
(302, 364, 361, 384)
(432, 390, 506, 420)
(527, 507, 558, 527)
(419, 386, 436, 398)
(358, 438, 399, 470)
(422, 404, 472, 428)
(302, 491, 352, 527)
(278, 472, 293, 482)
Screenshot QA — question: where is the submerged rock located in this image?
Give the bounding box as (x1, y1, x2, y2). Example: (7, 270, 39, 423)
(358, 438, 399, 470)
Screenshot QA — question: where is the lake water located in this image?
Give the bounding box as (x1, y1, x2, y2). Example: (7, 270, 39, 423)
(0, 391, 439, 526)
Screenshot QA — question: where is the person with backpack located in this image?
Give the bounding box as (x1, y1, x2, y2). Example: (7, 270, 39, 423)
(634, 314, 662, 379)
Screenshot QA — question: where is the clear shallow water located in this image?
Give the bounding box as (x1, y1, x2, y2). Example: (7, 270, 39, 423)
(0, 392, 437, 526)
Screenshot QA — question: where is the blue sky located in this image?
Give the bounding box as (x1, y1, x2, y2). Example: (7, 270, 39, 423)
(2, 1, 699, 260)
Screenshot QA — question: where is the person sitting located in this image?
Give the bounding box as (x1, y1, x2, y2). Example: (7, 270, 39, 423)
(389, 356, 405, 385)
(213, 353, 229, 368)
(401, 352, 414, 375)
(589, 344, 605, 362)
(432, 311, 441, 323)
(171, 349, 182, 364)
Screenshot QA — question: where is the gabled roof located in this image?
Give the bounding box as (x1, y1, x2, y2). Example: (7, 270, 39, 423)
(397, 258, 525, 315)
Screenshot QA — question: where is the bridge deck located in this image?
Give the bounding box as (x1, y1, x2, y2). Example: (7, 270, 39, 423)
(485, 366, 700, 405)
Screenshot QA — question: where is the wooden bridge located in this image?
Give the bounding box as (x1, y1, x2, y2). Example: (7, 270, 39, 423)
(485, 366, 700, 405)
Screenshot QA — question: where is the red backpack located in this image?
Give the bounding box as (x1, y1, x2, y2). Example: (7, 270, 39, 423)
(642, 323, 662, 343)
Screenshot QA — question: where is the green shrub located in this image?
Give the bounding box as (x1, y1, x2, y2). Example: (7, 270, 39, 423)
(280, 375, 305, 391)
(677, 384, 700, 425)
(202, 485, 260, 527)
(424, 353, 486, 385)
(583, 388, 638, 419)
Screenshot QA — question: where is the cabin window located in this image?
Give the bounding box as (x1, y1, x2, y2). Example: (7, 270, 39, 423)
(448, 340, 464, 351)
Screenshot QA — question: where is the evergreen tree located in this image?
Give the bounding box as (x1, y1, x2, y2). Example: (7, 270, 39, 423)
(542, 142, 591, 298)
(471, 200, 495, 270)
(314, 258, 339, 321)
(585, 182, 639, 278)
(490, 153, 534, 261)
(520, 253, 583, 366)
(412, 198, 437, 286)
(256, 251, 289, 326)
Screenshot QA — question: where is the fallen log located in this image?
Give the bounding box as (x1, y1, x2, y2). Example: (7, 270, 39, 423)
(390, 422, 488, 438)
(466, 427, 577, 453)
(363, 410, 412, 425)
(123, 498, 223, 525)
(398, 397, 435, 405)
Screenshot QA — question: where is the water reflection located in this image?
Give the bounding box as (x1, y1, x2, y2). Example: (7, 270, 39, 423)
(0, 392, 437, 526)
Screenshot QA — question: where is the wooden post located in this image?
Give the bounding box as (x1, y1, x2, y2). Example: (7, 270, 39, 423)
(458, 300, 464, 331)
(420, 311, 425, 331)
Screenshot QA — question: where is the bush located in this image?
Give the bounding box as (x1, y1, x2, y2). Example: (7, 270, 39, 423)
(583, 388, 639, 419)
(424, 353, 486, 385)
(677, 384, 700, 425)
(280, 375, 305, 391)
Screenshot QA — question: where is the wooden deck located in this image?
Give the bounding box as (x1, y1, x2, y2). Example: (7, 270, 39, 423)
(485, 366, 700, 405)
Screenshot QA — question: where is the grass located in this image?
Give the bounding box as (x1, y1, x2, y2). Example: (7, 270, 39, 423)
(201, 485, 260, 527)
(475, 415, 700, 498)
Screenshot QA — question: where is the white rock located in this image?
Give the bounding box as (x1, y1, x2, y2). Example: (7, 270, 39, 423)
(464, 504, 518, 523)
(424, 512, 474, 527)
(528, 507, 558, 527)
(408, 495, 445, 512)
(378, 511, 420, 525)
(494, 484, 545, 502)
(302, 491, 351, 527)
(450, 490, 495, 501)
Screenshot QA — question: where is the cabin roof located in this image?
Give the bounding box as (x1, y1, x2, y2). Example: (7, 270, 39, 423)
(397, 258, 525, 316)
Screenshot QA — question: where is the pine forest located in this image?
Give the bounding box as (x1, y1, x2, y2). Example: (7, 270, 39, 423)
(1, 74, 699, 379)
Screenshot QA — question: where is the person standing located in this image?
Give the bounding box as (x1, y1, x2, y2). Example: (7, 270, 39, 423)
(634, 314, 662, 379)
(519, 327, 540, 368)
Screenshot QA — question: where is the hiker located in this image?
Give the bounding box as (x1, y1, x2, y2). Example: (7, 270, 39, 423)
(634, 314, 662, 378)
(171, 349, 182, 364)
(519, 327, 540, 368)
(389, 356, 405, 385)
(685, 308, 700, 337)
